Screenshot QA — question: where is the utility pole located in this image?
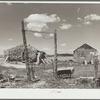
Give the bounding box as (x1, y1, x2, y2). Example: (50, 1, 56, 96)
(21, 20, 31, 83)
(54, 29, 58, 78)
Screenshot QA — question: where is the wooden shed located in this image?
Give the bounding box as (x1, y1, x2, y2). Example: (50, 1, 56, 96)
(73, 43, 97, 64)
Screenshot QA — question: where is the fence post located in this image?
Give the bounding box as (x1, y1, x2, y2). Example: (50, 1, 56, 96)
(21, 20, 31, 83)
(54, 29, 58, 78)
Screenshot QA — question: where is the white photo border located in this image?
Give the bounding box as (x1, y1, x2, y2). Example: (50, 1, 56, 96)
(0, 1, 100, 99)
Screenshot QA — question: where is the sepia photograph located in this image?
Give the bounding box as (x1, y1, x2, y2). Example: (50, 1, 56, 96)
(0, 1, 100, 93)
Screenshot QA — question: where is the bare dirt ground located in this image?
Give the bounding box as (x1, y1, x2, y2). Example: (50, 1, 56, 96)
(0, 57, 100, 88)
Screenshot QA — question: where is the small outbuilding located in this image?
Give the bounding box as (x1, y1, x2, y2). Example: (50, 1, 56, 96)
(73, 43, 98, 64)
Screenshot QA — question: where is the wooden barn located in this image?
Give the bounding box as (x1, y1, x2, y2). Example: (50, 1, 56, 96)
(4, 44, 39, 62)
(73, 43, 97, 64)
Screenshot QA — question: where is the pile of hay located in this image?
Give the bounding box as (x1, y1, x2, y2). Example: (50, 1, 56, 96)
(4, 44, 38, 62)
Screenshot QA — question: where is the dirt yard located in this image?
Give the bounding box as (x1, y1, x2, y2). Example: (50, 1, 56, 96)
(0, 58, 100, 88)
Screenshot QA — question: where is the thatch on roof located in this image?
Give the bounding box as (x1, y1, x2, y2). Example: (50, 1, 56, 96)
(4, 44, 38, 62)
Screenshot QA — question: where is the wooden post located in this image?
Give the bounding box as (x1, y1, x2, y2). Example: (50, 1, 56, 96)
(21, 20, 31, 83)
(54, 29, 57, 78)
(30, 63, 35, 80)
(94, 56, 99, 87)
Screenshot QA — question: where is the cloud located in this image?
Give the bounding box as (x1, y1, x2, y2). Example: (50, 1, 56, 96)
(85, 14, 100, 21)
(60, 43, 66, 47)
(26, 22, 48, 32)
(25, 14, 60, 32)
(25, 14, 60, 23)
(49, 33, 54, 37)
(8, 38, 13, 41)
(83, 21, 92, 25)
(76, 14, 100, 26)
(83, 14, 100, 25)
(77, 17, 92, 25)
(34, 33, 42, 37)
(77, 17, 82, 21)
(60, 24, 72, 30)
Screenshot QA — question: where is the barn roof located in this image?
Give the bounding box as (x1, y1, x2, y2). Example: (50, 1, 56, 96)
(74, 43, 97, 52)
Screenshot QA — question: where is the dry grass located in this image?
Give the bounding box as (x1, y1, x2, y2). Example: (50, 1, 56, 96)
(0, 60, 100, 88)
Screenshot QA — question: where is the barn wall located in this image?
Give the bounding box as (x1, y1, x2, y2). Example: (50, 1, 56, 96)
(74, 48, 97, 63)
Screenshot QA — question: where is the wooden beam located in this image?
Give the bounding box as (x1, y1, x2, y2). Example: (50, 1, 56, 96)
(21, 20, 31, 83)
(54, 29, 58, 78)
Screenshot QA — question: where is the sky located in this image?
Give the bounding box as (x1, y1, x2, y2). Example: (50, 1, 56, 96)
(0, 3, 100, 55)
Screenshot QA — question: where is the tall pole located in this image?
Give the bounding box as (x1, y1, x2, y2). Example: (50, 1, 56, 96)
(54, 29, 57, 78)
(21, 20, 30, 83)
